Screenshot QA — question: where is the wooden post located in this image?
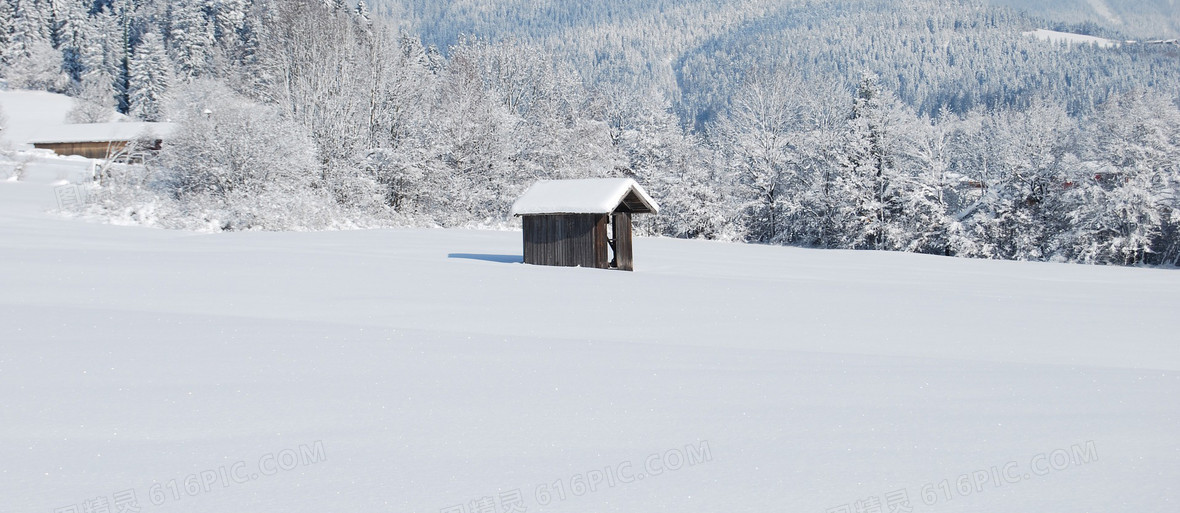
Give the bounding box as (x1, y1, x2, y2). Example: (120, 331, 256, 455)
(612, 211, 633, 271)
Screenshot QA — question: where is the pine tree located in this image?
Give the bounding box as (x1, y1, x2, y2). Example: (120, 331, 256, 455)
(128, 31, 170, 121)
(52, 0, 91, 82)
(0, 0, 14, 66)
(214, 0, 247, 46)
(168, 0, 213, 81)
(838, 72, 895, 250)
(355, 1, 370, 24)
(84, 5, 122, 110)
(5, 0, 69, 91)
(9, 0, 51, 59)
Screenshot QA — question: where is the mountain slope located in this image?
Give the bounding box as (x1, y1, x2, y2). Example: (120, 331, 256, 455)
(991, 0, 1180, 36)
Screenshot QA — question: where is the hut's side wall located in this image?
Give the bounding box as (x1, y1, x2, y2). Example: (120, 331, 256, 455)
(33, 140, 163, 160)
(34, 141, 125, 160)
(612, 212, 634, 271)
(522, 214, 609, 268)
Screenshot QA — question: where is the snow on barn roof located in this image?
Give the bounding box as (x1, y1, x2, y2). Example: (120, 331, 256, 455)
(511, 178, 660, 216)
(25, 122, 177, 145)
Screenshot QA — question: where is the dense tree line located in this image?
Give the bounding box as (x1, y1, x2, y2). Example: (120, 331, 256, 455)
(2, 0, 1179, 266)
(712, 71, 1180, 265)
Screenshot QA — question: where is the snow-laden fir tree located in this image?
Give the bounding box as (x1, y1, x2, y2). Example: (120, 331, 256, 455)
(5, 0, 69, 90)
(51, 0, 91, 82)
(9, 0, 50, 47)
(214, 0, 247, 47)
(355, 1, 371, 25)
(0, 0, 14, 65)
(168, 0, 214, 81)
(957, 101, 1078, 261)
(836, 73, 897, 250)
(128, 30, 170, 121)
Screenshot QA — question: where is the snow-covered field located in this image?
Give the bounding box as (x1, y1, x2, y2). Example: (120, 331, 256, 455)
(1025, 28, 1120, 48)
(1, 180, 1178, 513)
(0, 90, 80, 150)
(0, 91, 103, 185)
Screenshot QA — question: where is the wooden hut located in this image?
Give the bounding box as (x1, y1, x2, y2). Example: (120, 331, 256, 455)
(27, 122, 176, 161)
(511, 178, 659, 271)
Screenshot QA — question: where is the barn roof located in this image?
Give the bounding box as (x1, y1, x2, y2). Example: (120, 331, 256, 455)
(26, 122, 177, 145)
(511, 178, 660, 216)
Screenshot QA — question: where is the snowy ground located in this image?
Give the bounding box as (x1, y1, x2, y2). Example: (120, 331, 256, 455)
(1025, 28, 1120, 48)
(0, 90, 80, 150)
(0, 90, 102, 185)
(1, 180, 1178, 513)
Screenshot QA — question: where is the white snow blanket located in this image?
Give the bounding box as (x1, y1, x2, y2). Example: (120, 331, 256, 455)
(0, 181, 1176, 513)
(1025, 28, 1119, 48)
(0, 90, 80, 148)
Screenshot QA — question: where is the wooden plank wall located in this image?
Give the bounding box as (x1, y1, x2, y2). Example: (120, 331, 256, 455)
(522, 214, 609, 268)
(33, 140, 164, 161)
(612, 212, 634, 271)
(33, 141, 124, 160)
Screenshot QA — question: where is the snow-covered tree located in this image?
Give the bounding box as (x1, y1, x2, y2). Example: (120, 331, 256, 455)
(213, 0, 247, 46)
(0, 0, 16, 66)
(51, 0, 92, 82)
(168, 0, 214, 81)
(5, 37, 68, 90)
(711, 70, 806, 243)
(127, 30, 170, 121)
(354, 1, 371, 25)
(1064, 90, 1180, 265)
(67, 71, 117, 122)
(155, 80, 334, 230)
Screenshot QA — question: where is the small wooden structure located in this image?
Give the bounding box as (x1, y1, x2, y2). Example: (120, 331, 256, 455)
(511, 178, 659, 271)
(28, 122, 175, 160)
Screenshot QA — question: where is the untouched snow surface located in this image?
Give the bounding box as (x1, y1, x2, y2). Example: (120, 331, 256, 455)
(0, 91, 82, 149)
(1025, 29, 1120, 48)
(1, 181, 1178, 513)
(0, 90, 114, 184)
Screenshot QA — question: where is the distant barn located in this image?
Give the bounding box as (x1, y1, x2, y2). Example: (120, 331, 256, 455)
(27, 122, 176, 160)
(511, 178, 659, 271)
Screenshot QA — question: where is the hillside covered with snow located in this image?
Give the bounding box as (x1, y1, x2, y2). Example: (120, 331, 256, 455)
(2, 181, 1177, 513)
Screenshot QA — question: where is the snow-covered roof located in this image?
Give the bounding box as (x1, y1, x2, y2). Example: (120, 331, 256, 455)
(25, 122, 177, 145)
(511, 178, 660, 216)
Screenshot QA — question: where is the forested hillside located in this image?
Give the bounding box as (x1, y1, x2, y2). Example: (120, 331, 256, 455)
(373, 0, 1180, 123)
(990, 0, 1180, 37)
(1, 0, 1179, 266)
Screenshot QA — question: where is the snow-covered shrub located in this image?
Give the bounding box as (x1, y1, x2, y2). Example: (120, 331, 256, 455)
(150, 81, 340, 230)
